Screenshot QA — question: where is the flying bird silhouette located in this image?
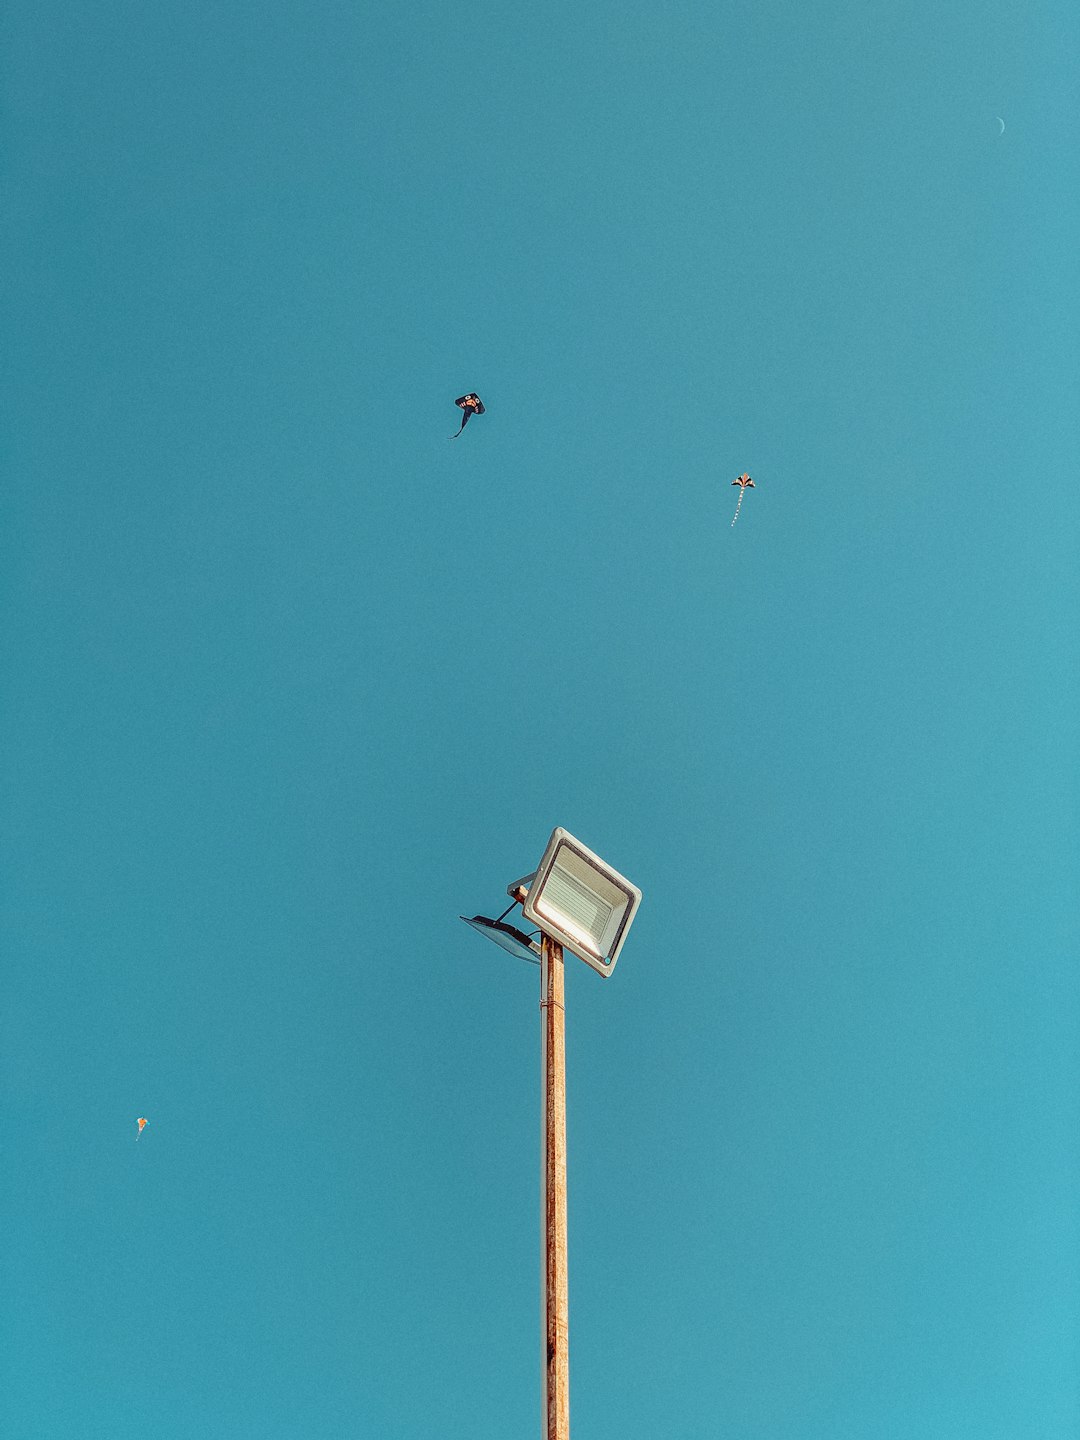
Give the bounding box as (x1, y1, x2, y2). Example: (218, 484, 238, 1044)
(451, 394, 485, 438)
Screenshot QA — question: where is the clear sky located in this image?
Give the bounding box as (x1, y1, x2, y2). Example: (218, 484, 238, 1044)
(3, 1, 1077, 1436)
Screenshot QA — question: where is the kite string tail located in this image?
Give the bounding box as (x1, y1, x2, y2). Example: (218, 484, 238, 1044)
(731, 488, 744, 527)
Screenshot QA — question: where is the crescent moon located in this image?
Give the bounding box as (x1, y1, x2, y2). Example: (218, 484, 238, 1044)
(997, 117, 1005, 135)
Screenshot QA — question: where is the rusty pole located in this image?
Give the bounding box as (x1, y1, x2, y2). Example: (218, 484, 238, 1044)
(540, 932, 570, 1440)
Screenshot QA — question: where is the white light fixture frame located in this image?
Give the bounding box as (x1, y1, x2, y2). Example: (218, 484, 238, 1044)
(521, 827, 641, 977)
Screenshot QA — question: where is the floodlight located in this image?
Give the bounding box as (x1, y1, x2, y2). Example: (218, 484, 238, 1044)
(460, 913, 541, 965)
(521, 827, 641, 977)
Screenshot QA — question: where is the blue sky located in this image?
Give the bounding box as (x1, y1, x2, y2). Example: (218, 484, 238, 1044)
(3, 1, 1078, 1436)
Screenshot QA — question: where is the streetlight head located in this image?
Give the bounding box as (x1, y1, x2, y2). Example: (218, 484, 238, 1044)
(521, 828, 641, 977)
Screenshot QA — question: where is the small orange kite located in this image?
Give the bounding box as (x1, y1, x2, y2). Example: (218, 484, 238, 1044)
(136, 1117, 148, 1140)
(730, 473, 755, 527)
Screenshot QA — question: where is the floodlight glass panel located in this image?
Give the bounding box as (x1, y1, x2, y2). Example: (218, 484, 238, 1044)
(522, 828, 641, 977)
(538, 849, 621, 954)
(460, 915, 541, 965)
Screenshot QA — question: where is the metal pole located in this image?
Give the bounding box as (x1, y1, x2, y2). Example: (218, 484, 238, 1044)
(540, 933, 569, 1440)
